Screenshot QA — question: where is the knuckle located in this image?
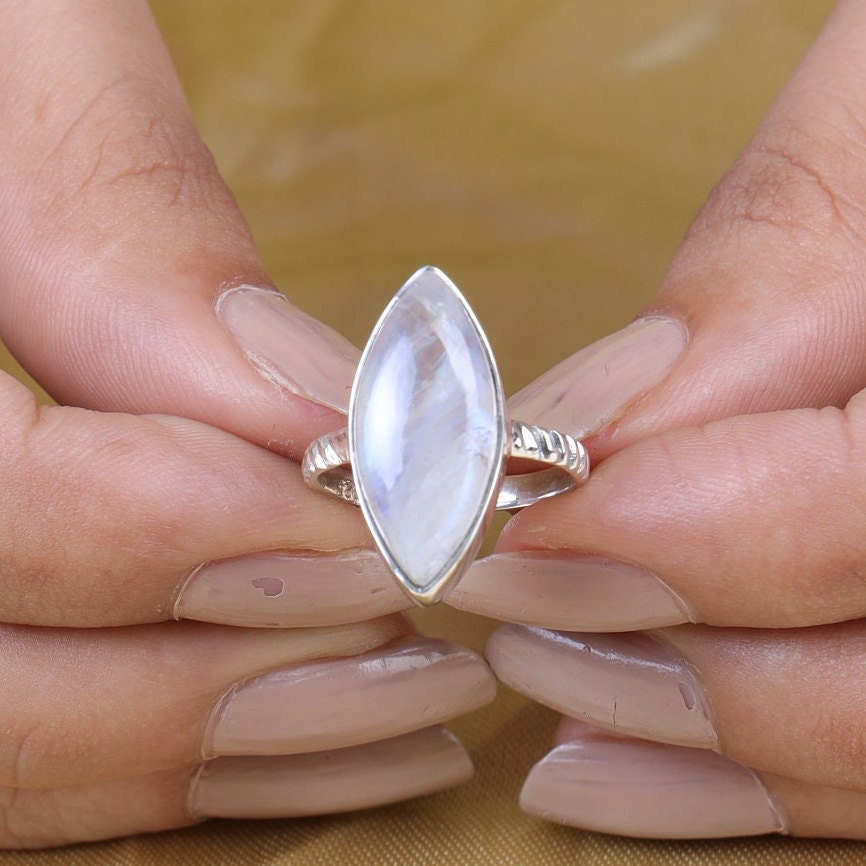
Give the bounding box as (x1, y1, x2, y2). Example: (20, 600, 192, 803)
(690, 127, 866, 258)
(0, 407, 190, 624)
(40, 74, 223, 220)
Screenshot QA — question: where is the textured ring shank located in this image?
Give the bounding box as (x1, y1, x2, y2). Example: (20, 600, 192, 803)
(303, 421, 589, 511)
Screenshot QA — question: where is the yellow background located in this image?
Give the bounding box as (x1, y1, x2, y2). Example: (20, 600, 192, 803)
(6, 1, 866, 863)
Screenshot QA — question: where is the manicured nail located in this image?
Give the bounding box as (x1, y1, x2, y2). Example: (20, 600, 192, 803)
(216, 285, 359, 412)
(486, 625, 716, 748)
(521, 726, 786, 838)
(190, 726, 473, 819)
(203, 636, 496, 757)
(450, 552, 691, 631)
(507, 317, 687, 437)
(175, 549, 408, 628)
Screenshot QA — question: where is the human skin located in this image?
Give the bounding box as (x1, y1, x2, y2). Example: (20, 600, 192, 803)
(451, 0, 866, 839)
(5, 0, 866, 851)
(0, 0, 501, 848)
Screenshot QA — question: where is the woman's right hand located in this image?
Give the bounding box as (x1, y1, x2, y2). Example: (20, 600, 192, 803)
(0, 0, 494, 848)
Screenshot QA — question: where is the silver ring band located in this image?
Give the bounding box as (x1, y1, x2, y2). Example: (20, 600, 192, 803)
(304, 420, 589, 511)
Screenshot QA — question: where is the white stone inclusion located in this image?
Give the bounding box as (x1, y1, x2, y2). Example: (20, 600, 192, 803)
(350, 267, 505, 602)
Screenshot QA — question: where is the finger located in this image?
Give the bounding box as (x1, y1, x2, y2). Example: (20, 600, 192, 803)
(0, 727, 472, 849)
(0, 0, 358, 454)
(0, 616, 494, 789)
(459, 398, 866, 630)
(0, 374, 408, 627)
(487, 621, 866, 792)
(520, 720, 866, 840)
(507, 0, 866, 462)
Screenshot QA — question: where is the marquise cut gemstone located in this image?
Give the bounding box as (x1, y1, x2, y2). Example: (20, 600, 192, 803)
(349, 267, 505, 603)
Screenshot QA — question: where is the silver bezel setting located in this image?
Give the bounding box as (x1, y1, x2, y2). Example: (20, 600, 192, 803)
(347, 266, 507, 606)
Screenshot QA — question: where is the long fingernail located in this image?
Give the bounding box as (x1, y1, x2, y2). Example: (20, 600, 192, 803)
(486, 625, 716, 748)
(508, 317, 687, 437)
(521, 727, 786, 838)
(203, 636, 496, 757)
(175, 549, 408, 628)
(450, 552, 691, 631)
(190, 726, 473, 819)
(216, 285, 359, 412)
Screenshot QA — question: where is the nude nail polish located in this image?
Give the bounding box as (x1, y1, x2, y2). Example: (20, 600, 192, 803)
(450, 552, 690, 631)
(190, 726, 473, 819)
(203, 636, 496, 757)
(175, 549, 408, 628)
(521, 725, 786, 838)
(486, 625, 717, 748)
(507, 317, 687, 438)
(216, 285, 359, 412)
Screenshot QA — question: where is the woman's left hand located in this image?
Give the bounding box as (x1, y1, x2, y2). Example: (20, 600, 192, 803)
(452, 0, 866, 839)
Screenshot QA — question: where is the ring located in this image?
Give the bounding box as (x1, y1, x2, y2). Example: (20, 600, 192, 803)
(302, 267, 589, 606)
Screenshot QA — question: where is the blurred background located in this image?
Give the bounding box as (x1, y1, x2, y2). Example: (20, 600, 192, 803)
(152, 0, 831, 396)
(6, 2, 856, 864)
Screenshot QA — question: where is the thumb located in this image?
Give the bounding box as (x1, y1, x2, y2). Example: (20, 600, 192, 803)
(507, 0, 866, 463)
(0, 0, 357, 456)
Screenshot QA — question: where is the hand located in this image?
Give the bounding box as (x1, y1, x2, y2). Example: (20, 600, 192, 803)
(452, 0, 866, 840)
(0, 1, 494, 848)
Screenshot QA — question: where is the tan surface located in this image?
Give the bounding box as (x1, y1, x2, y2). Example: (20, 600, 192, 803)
(5, 0, 866, 862)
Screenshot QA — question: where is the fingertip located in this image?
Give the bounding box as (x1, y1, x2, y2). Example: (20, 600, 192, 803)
(215, 284, 359, 414)
(173, 549, 409, 628)
(201, 636, 495, 759)
(507, 317, 688, 443)
(520, 734, 785, 839)
(452, 551, 692, 632)
(188, 726, 474, 820)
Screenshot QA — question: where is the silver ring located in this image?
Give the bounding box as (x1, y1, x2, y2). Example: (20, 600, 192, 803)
(302, 267, 589, 606)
